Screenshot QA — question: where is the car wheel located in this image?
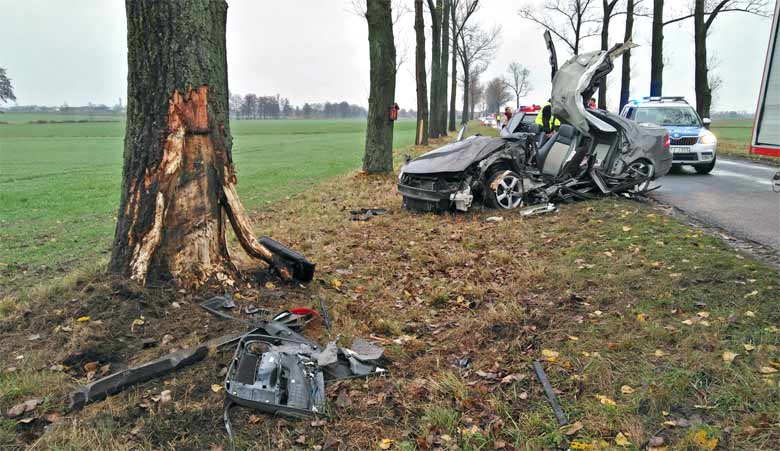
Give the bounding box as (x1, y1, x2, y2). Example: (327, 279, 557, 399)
(694, 156, 716, 174)
(626, 160, 655, 192)
(485, 170, 524, 210)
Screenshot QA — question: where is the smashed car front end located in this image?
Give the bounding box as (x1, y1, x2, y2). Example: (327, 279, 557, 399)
(398, 170, 473, 212)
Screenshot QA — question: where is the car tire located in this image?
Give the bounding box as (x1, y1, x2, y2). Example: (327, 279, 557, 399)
(484, 170, 524, 210)
(694, 156, 716, 175)
(670, 164, 684, 174)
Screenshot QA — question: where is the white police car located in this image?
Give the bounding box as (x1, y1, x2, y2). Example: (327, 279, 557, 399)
(620, 97, 717, 174)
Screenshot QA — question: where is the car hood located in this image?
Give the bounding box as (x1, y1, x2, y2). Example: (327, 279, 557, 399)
(401, 136, 507, 174)
(551, 43, 633, 134)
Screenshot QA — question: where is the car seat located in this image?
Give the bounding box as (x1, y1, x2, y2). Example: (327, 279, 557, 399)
(536, 124, 578, 176)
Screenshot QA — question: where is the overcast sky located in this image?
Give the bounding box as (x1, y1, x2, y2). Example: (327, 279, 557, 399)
(0, 0, 773, 113)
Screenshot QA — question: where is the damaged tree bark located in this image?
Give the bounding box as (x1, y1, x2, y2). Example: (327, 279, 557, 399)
(110, 0, 306, 285)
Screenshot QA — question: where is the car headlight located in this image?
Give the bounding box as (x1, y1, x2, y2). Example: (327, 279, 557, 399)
(699, 131, 717, 145)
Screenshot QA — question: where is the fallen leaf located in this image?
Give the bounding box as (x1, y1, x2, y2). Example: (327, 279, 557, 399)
(210, 384, 223, 393)
(500, 373, 524, 384)
(744, 290, 758, 298)
(568, 335, 579, 341)
(621, 385, 635, 394)
(264, 282, 275, 290)
(697, 311, 710, 318)
(693, 430, 718, 451)
(542, 349, 559, 362)
(759, 366, 778, 374)
(745, 310, 756, 317)
(682, 319, 694, 326)
(722, 351, 738, 364)
(379, 438, 394, 449)
(622, 226, 632, 232)
(596, 395, 616, 406)
(492, 440, 507, 449)
(76, 316, 90, 322)
(6, 399, 41, 419)
(562, 421, 584, 435)
(248, 414, 263, 424)
(331, 279, 343, 289)
(27, 334, 40, 341)
(615, 432, 631, 446)
(743, 344, 756, 352)
(130, 317, 145, 332)
(83, 361, 98, 372)
(159, 390, 172, 403)
(654, 349, 668, 357)
(636, 313, 647, 322)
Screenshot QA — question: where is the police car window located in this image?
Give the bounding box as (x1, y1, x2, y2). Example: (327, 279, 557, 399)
(521, 113, 537, 123)
(635, 106, 701, 127)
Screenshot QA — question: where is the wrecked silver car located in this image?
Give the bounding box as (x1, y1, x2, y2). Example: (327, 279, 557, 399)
(398, 36, 672, 213)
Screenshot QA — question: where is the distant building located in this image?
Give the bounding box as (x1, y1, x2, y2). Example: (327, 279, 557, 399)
(751, 0, 780, 157)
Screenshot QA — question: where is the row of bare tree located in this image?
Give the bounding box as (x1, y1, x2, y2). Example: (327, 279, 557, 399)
(521, 0, 770, 118)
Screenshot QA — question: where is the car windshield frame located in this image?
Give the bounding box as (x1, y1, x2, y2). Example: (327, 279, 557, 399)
(634, 105, 702, 128)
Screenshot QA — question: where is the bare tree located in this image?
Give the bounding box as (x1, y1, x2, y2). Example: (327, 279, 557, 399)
(448, 0, 480, 131)
(504, 62, 532, 109)
(485, 77, 512, 113)
(426, 0, 443, 138)
(620, 0, 644, 110)
(414, 0, 429, 145)
(597, 0, 623, 109)
(519, 0, 601, 55)
(693, 0, 770, 117)
(0, 68, 15, 104)
(457, 24, 500, 123)
(465, 64, 487, 119)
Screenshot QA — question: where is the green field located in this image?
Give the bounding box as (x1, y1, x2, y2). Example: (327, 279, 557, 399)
(0, 116, 415, 278)
(710, 119, 753, 157)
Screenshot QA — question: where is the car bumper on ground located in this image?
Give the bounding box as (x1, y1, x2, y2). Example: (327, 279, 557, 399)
(670, 142, 717, 165)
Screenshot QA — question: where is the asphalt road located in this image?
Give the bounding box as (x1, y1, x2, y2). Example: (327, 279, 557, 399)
(650, 157, 780, 252)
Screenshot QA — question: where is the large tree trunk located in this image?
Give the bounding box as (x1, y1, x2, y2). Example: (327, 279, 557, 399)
(650, 0, 664, 97)
(427, 0, 442, 139)
(461, 62, 470, 124)
(111, 0, 293, 285)
(363, 0, 397, 173)
(694, 0, 711, 118)
(414, 0, 429, 145)
(598, 0, 611, 109)
(449, 44, 458, 131)
(620, 0, 634, 110)
(438, 0, 450, 136)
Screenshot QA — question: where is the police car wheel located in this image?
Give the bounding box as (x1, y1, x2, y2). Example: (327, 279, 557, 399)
(694, 156, 716, 175)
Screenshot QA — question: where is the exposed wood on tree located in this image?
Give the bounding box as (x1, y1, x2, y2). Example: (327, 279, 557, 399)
(111, 0, 298, 286)
(415, 0, 429, 145)
(362, 0, 397, 173)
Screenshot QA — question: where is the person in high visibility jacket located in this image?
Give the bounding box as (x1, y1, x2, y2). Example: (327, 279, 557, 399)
(535, 100, 561, 135)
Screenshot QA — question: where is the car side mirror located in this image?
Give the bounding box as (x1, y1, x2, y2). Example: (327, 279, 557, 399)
(702, 118, 712, 129)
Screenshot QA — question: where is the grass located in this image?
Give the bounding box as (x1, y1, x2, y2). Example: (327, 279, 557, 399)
(0, 117, 416, 292)
(0, 119, 778, 450)
(709, 119, 778, 162)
